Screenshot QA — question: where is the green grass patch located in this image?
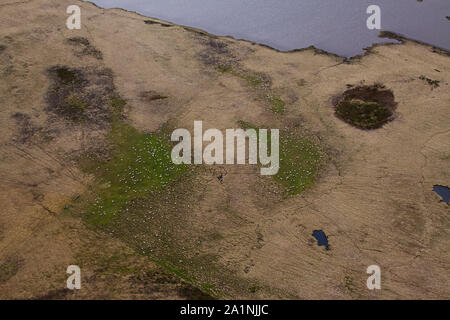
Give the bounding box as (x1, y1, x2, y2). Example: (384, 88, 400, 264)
(240, 72, 263, 88)
(79, 99, 187, 226)
(238, 121, 323, 195)
(64, 94, 87, 120)
(237, 120, 273, 147)
(344, 276, 355, 294)
(155, 260, 192, 282)
(335, 100, 392, 130)
(154, 259, 219, 298)
(217, 65, 232, 73)
(111, 97, 126, 114)
(276, 135, 322, 195)
(237, 120, 257, 131)
(217, 67, 284, 114)
(265, 95, 285, 114)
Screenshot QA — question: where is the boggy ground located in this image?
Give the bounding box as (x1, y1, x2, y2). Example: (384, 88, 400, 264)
(0, 0, 449, 299)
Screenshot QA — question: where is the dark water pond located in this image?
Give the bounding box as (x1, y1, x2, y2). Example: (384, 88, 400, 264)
(433, 185, 450, 204)
(312, 230, 329, 250)
(88, 0, 450, 57)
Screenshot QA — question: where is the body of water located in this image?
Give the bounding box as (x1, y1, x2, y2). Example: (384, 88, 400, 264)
(88, 0, 450, 57)
(312, 230, 329, 250)
(433, 185, 450, 204)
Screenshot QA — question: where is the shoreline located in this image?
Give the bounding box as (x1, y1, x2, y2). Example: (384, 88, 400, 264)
(82, 0, 450, 60)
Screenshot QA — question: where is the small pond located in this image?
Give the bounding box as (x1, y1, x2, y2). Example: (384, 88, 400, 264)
(433, 185, 450, 204)
(312, 230, 329, 250)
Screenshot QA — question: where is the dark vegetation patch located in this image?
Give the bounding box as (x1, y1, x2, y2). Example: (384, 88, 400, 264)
(140, 91, 169, 102)
(336, 101, 391, 130)
(2, 66, 14, 77)
(0, 45, 6, 54)
(46, 66, 115, 125)
(144, 20, 172, 27)
(431, 47, 450, 57)
(378, 30, 403, 41)
(183, 26, 216, 38)
(12, 112, 33, 141)
(333, 84, 397, 130)
(204, 39, 228, 55)
(419, 75, 440, 88)
(379, 30, 450, 57)
(11, 112, 53, 144)
(0, 255, 23, 284)
(128, 269, 214, 299)
(198, 38, 233, 66)
(217, 64, 232, 73)
(177, 285, 215, 300)
(72, 249, 214, 299)
(67, 37, 103, 60)
(344, 275, 355, 294)
(54, 66, 83, 85)
(32, 288, 73, 300)
(110, 96, 126, 116)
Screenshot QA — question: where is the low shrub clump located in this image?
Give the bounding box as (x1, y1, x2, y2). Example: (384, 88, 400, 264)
(333, 84, 397, 130)
(335, 100, 392, 130)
